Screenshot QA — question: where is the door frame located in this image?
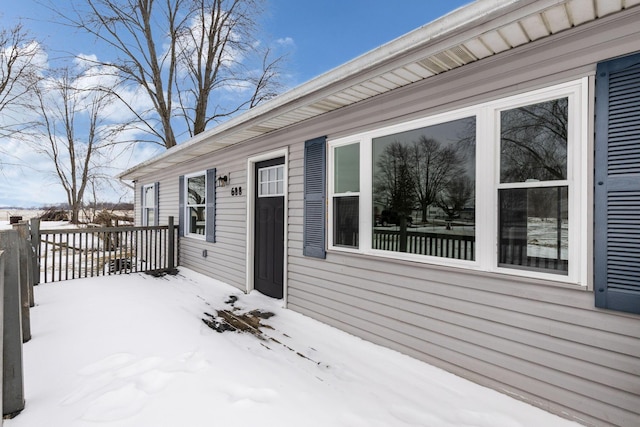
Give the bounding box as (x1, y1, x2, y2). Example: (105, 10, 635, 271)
(246, 148, 289, 305)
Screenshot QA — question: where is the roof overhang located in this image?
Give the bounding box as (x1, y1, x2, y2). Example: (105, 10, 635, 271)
(120, 0, 640, 181)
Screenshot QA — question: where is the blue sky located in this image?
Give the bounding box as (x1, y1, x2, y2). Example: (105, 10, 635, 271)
(261, 0, 471, 83)
(0, 0, 470, 207)
(2, 0, 470, 85)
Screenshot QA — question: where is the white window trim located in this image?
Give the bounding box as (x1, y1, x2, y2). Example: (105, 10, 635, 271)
(141, 183, 155, 227)
(328, 139, 361, 251)
(488, 79, 587, 286)
(184, 170, 207, 240)
(327, 78, 588, 287)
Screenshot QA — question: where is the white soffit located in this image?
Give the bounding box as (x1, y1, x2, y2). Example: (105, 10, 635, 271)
(264, 0, 635, 121)
(121, 0, 637, 181)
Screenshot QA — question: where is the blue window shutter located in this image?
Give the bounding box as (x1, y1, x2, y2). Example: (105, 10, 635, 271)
(206, 168, 216, 243)
(178, 176, 185, 237)
(594, 52, 640, 314)
(303, 136, 327, 258)
(154, 182, 160, 226)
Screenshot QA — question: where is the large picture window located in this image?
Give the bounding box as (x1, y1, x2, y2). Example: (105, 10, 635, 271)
(372, 117, 476, 260)
(327, 79, 587, 285)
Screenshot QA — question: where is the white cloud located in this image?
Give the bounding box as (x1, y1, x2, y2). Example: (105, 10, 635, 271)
(0, 73, 162, 207)
(220, 79, 252, 94)
(0, 132, 163, 207)
(0, 35, 183, 206)
(275, 37, 295, 47)
(0, 136, 66, 207)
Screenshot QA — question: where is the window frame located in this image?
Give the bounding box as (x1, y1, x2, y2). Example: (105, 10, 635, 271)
(329, 106, 480, 268)
(184, 170, 208, 240)
(489, 80, 587, 285)
(326, 78, 588, 286)
(141, 183, 156, 227)
(328, 140, 361, 250)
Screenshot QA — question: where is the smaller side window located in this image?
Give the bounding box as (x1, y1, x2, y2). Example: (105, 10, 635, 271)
(497, 97, 569, 275)
(142, 183, 156, 226)
(331, 142, 360, 248)
(185, 172, 206, 237)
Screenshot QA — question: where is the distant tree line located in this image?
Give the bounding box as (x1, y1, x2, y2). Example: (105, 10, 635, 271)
(41, 202, 134, 211)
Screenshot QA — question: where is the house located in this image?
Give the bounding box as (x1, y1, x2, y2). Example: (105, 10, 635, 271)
(120, 1, 640, 425)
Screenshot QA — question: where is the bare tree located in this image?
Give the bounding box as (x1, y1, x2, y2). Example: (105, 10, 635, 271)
(29, 67, 129, 223)
(500, 98, 568, 182)
(83, 173, 136, 223)
(0, 23, 43, 139)
(437, 175, 474, 222)
(411, 136, 464, 222)
(374, 141, 416, 215)
(374, 141, 416, 252)
(58, 0, 284, 149)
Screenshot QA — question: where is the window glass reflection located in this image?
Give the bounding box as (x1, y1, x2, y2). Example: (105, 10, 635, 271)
(335, 143, 360, 193)
(501, 98, 568, 183)
(498, 186, 568, 273)
(371, 116, 476, 260)
(189, 206, 206, 235)
(334, 196, 359, 248)
(187, 175, 206, 205)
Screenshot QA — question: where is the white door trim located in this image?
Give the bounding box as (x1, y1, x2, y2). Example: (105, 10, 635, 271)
(245, 147, 289, 306)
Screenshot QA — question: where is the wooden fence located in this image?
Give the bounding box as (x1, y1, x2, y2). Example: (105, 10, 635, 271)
(37, 217, 179, 284)
(0, 227, 31, 418)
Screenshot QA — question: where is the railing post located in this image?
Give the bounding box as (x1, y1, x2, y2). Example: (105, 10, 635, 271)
(0, 249, 4, 424)
(29, 218, 40, 300)
(12, 223, 31, 343)
(0, 231, 26, 418)
(167, 216, 175, 271)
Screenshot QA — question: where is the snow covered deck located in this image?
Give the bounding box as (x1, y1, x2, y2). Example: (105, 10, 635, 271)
(6, 269, 580, 427)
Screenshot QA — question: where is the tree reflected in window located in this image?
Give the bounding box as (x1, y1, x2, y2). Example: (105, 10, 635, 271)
(499, 97, 569, 273)
(187, 174, 206, 235)
(372, 117, 476, 259)
(501, 98, 568, 183)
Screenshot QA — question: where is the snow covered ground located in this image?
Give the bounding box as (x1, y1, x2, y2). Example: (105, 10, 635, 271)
(6, 268, 580, 427)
